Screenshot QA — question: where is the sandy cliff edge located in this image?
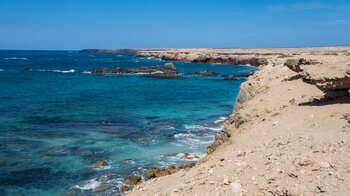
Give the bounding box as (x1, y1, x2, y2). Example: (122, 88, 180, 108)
(126, 47, 350, 196)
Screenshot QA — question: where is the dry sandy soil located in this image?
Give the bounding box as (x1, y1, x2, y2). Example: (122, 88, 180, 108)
(126, 46, 350, 196)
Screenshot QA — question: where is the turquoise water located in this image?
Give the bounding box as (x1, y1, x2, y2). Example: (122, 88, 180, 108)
(0, 50, 256, 195)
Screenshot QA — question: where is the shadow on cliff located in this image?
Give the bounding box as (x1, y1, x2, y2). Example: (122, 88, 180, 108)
(299, 91, 350, 106)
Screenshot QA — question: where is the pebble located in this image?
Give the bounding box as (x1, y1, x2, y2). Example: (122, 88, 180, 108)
(224, 177, 231, 185)
(230, 182, 242, 193)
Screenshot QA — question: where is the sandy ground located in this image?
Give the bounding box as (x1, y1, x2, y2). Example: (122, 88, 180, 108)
(126, 47, 350, 196)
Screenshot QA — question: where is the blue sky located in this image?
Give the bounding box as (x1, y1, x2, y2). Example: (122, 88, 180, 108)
(0, 0, 349, 49)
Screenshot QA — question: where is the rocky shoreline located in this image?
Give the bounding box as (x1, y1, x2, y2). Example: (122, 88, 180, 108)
(126, 46, 350, 195)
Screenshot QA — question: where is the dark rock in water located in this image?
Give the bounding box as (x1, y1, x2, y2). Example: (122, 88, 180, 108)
(140, 73, 184, 79)
(187, 71, 218, 76)
(120, 185, 131, 192)
(144, 163, 195, 179)
(23, 68, 32, 71)
(90, 160, 108, 168)
(233, 73, 254, 77)
(224, 77, 238, 81)
(75, 149, 95, 157)
(221, 74, 229, 77)
(122, 158, 133, 163)
(122, 175, 141, 185)
(92, 63, 178, 74)
(144, 167, 174, 179)
(42, 146, 69, 156)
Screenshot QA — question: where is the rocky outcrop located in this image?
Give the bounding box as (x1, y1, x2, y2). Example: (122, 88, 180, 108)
(90, 161, 108, 168)
(92, 63, 178, 74)
(185, 71, 219, 76)
(122, 176, 141, 185)
(284, 58, 350, 91)
(300, 69, 350, 91)
(140, 73, 184, 79)
(144, 163, 195, 179)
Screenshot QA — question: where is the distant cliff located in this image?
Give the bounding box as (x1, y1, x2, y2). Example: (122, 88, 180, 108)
(80, 49, 171, 54)
(80, 49, 139, 53)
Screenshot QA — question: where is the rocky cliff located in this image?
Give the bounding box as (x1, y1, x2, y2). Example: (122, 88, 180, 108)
(127, 46, 350, 196)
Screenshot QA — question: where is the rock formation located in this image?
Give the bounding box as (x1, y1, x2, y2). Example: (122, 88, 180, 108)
(92, 63, 178, 74)
(140, 73, 184, 79)
(284, 58, 350, 91)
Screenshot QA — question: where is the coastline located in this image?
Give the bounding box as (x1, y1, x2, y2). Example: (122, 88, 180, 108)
(126, 47, 350, 195)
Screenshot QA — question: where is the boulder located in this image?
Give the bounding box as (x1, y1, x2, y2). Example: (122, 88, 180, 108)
(122, 175, 141, 185)
(90, 161, 108, 168)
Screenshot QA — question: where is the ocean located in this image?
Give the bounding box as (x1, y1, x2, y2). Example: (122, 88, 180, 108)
(0, 50, 256, 195)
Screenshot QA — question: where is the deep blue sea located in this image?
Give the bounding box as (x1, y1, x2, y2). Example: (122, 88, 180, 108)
(0, 50, 256, 195)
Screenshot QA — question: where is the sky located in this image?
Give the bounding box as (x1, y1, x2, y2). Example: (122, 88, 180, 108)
(0, 0, 349, 50)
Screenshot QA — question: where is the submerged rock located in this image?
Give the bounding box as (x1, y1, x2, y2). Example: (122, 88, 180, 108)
(92, 63, 178, 74)
(92, 184, 111, 192)
(90, 161, 108, 168)
(140, 73, 184, 79)
(224, 77, 238, 81)
(233, 73, 254, 77)
(42, 146, 70, 156)
(186, 71, 219, 76)
(122, 176, 141, 185)
(122, 158, 133, 163)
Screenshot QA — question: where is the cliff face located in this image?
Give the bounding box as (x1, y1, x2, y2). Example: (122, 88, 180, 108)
(127, 47, 350, 196)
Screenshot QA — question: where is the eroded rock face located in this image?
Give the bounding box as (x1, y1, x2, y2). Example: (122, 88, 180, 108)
(300, 69, 350, 91)
(284, 58, 350, 91)
(92, 63, 178, 74)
